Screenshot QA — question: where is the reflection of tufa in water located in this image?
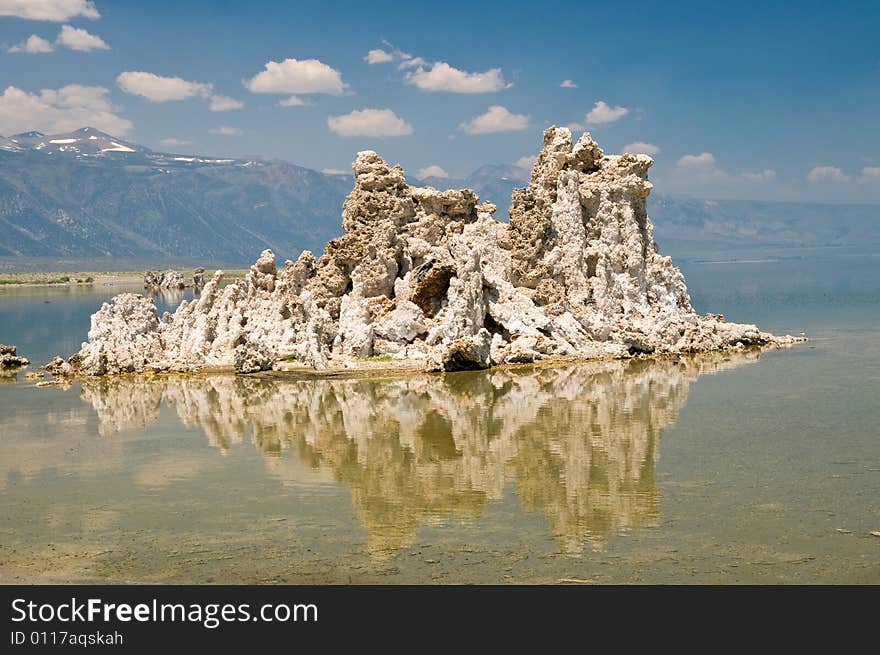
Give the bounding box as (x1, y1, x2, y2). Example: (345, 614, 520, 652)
(78, 348, 767, 555)
(145, 287, 186, 309)
(1, 344, 30, 382)
(51, 127, 804, 377)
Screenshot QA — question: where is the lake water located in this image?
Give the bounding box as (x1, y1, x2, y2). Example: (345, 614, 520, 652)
(0, 250, 878, 583)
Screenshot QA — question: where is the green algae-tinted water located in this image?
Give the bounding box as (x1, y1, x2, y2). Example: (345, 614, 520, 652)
(0, 251, 877, 583)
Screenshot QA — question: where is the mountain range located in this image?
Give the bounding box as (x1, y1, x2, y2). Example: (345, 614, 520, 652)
(1, 128, 877, 263)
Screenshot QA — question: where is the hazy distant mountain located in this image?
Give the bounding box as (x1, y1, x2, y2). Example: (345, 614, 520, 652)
(648, 196, 880, 254)
(0, 128, 877, 263)
(0, 130, 531, 262)
(0, 128, 353, 261)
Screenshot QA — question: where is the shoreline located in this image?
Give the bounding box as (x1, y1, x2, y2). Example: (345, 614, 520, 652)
(0, 273, 141, 288)
(0, 270, 249, 288)
(23, 339, 807, 386)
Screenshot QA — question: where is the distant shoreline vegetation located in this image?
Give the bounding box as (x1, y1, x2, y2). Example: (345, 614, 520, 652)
(0, 273, 97, 285)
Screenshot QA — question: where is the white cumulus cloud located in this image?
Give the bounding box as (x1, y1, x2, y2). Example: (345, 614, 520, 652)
(57, 24, 108, 51)
(586, 100, 629, 125)
(118, 71, 241, 113)
(327, 108, 414, 137)
(861, 166, 880, 179)
(664, 151, 783, 194)
(560, 79, 577, 88)
(0, 0, 99, 21)
(677, 152, 716, 167)
(278, 95, 307, 107)
(7, 24, 109, 53)
(417, 165, 448, 179)
(365, 43, 507, 92)
(364, 48, 394, 64)
(245, 58, 348, 96)
(515, 155, 537, 170)
(363, 42, 425, 69)
(398, 56, 427, 69)
(321, 168, 349, 176)
(7, 34, 54, 53)
(406, 62, 509, 93)
(210, 126, 242, 136)
(623, 141, 660, 156)
(208, 94, 243, 111)
(671, 152, 728, 185)
(807, 166, 849, 183)
(460, 105, 529, 134)
(0, 84, 132, 135)
(117, 71, 212, 103)
(568, 101, 630, 131)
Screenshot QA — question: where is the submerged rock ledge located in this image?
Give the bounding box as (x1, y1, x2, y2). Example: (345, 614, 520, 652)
(53, 127, 804, 377)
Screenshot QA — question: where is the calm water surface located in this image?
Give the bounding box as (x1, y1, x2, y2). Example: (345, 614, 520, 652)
(0, 251, 877, 583)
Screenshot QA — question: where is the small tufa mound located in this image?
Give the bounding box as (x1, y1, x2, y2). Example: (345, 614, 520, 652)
(144, 269, 186, 290)
(41, 356, 74, 377)
(0, 344, 29, 368)
(58, 127, 805, 377)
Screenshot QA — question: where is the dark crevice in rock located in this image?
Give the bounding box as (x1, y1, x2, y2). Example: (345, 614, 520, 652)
(410, 259, 455, 317)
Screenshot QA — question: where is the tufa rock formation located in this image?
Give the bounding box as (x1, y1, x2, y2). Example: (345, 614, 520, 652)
(57, 127, 804, 376)
(41, 355, 74, 377)
(0, 344, 29, 368)
(143, 269, 186, 291)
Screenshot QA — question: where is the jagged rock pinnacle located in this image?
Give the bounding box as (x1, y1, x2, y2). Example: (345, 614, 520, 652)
(58, 127, 804, 376)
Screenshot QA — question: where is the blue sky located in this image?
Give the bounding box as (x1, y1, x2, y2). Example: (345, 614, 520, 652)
(1, 0, 878, 202)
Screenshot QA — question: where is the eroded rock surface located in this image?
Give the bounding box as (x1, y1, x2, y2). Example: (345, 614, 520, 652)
(0, 344, 29, 368)
(144, 269, 185, 290)
(58, 127, 804, 376)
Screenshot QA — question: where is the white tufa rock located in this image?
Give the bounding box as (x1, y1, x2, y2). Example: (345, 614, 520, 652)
(144, 269, 186, 290)
(0, 344, 29, 368)
(59, 126, 805, 376)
